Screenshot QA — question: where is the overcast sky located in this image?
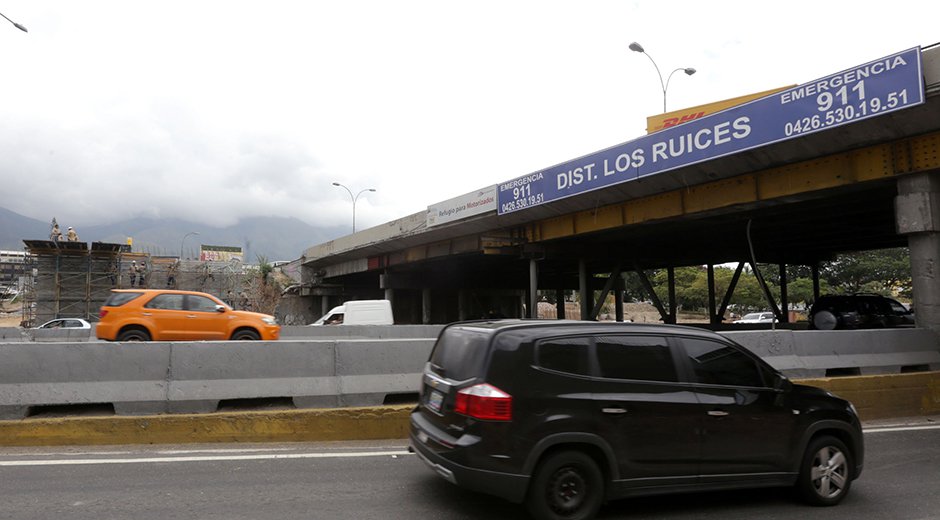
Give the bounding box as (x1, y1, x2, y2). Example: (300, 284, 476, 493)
(1, 1, 936, 234)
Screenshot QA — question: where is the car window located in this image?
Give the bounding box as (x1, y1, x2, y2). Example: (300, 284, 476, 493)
(887, 299, 909, 315)
(595, 335, 677, 382)
(679, 337, 765, 388)
(536, 336, 591, 376)
(428, 326, 492, 381)
(146, 294, 185, 310)
(104, 292, 144, 307)
(63, 320, 82, 327)
(187, 295, 220, 312)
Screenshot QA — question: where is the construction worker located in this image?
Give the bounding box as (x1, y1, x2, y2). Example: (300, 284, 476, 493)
(66, 227, 80, 242)
(50, 223, 63, 242)
(128, 261, 138, 287)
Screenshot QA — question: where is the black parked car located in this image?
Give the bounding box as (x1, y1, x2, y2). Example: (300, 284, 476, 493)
(410, 320, 863, 520)
(809, 293, 914, 330)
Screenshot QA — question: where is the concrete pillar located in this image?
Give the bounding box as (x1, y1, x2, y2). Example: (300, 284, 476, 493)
(555, 289, 566, 319)
(321, 296, 331, 316)
(895, 170, 940, 336)
(579, 259, 590, 321)
(422, 288, 431, 324)
(529, 259, 538, 319)
(458, 290, 468, 321)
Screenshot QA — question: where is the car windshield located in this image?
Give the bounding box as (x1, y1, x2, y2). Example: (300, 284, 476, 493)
(741, 313, 762, 320)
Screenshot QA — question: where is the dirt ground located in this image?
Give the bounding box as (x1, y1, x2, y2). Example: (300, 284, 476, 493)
(1, 300, 24, 327)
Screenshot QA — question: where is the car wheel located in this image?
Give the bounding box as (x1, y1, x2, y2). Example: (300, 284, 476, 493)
(117, 328, 151, 341)
(797, 435, 853, 506)
(526, 450, 604, 520)
(812, 310, 839, 330)
(231, 329, 260, 340)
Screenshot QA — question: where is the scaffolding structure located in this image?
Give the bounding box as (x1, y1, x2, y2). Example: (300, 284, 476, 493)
(21, 241, 246, 327)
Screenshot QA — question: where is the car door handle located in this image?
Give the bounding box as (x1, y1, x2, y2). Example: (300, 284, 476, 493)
(602, 407, 628, 415)
(707, 410, 730, 417)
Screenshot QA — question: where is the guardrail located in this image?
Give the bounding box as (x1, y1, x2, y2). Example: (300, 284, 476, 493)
(0, 327, 937, 421)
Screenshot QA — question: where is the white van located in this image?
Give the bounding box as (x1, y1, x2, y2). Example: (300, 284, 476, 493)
(309, 299, 394, 326)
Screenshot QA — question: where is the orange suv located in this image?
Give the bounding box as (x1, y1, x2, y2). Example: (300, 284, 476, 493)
(96, 289, 280, 341)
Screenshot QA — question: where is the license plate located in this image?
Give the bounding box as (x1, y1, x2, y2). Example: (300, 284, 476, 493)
(427, 389, 444, 413)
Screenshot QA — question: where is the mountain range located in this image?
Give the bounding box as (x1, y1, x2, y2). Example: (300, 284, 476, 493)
(0, 207, 345, 262)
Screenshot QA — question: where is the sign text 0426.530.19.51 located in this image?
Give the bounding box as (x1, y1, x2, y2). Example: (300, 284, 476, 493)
(496, 47, 925, 215)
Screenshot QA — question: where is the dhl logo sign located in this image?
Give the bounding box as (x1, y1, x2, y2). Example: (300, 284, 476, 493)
(646, 85, 795, 134)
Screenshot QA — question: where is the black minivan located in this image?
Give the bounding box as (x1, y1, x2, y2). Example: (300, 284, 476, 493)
(410, 320, 864, 520)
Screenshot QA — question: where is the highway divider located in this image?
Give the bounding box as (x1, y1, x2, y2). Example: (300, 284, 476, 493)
(0, 372, 937, 447)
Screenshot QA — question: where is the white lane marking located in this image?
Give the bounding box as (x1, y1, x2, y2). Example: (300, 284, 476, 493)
(27, 446, 404, 457)
(863, 424, 940, 434)
(0, 450, 412, 467)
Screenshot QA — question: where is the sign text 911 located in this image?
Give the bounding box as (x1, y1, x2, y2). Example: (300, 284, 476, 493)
(497, 47, 924, 216)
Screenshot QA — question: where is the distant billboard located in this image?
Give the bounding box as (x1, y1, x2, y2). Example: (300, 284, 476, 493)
(200, 245, 243, 262)
(646, 85, 795, 134)
(427, 185, 498, 227)
(498, 47, 924, 215)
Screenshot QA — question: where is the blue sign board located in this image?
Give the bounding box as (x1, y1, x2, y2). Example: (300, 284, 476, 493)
(498, 47, 925, 215)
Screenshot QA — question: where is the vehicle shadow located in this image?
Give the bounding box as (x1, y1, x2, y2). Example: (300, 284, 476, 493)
(411, 476, 861, 520)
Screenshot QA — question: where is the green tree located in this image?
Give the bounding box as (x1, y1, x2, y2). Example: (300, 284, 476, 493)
(820, 248, 911, 296)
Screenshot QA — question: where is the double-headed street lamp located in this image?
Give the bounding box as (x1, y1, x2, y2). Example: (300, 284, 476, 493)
(332, 182, 376, 234)
(629, 42, 696, 113)
(0, 11, 28, 32)
(180, 231, 199, 260)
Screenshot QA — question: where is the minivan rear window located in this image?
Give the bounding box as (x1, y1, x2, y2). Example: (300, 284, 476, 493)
(103, 292, 144, 307)
(428, 327, 492, 381)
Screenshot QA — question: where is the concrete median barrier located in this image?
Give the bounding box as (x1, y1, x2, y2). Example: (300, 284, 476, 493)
(0, 372, 937, 447)
(0, 338, 435, 419)
(0, 342, 172, 419)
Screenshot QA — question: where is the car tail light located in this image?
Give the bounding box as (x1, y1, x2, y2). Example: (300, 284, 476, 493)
(454, 383, 512, 421)
(99, 310, 108, 319)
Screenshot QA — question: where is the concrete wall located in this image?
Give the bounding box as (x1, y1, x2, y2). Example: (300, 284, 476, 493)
(0, 338, 434, 420)
(1, 327, 937, 421)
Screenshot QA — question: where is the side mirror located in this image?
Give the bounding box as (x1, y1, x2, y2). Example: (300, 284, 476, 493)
(215, 305, 227, 313)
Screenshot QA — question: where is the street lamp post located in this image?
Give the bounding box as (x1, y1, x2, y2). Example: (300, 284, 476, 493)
(629, 42, 696, 113)
(0, 11, 28, 32)
(332, 182, 376, 233)
(180, 231, 199, 260)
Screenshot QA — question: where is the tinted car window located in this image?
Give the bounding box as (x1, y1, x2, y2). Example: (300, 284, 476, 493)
(145, 294, 185, 310)
(680, 337, 764, 387)
(428, 327, 492, 381)
(188, 295, 220, 312)
(886, 298, 909, 315)
(595, 335, 677, 382)
(536, 336, 591, 376)
(104, 292, 144, 307)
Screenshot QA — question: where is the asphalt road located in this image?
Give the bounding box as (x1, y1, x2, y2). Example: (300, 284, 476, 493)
(1, 422, 938, 520)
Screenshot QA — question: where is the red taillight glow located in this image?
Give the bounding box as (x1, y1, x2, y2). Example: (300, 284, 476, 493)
(454, 383, 512, 421)
(99, 310, 108, 319)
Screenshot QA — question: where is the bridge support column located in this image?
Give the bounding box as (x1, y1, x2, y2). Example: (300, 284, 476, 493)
(579, 259, 589, 321)
(422, 288, 431, 324)
(896, 170, 940, 337)
(555, 289, 566, 319)
(529, 259, 538, 319)
(458, 290, 468, 321)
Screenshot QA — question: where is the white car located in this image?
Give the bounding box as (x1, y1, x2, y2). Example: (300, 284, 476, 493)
(733, 312, 777, 324)
(34, 318, 92, 329)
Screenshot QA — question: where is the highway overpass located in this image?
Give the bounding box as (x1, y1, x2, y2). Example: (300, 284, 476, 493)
(293, 44, 940, 333)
